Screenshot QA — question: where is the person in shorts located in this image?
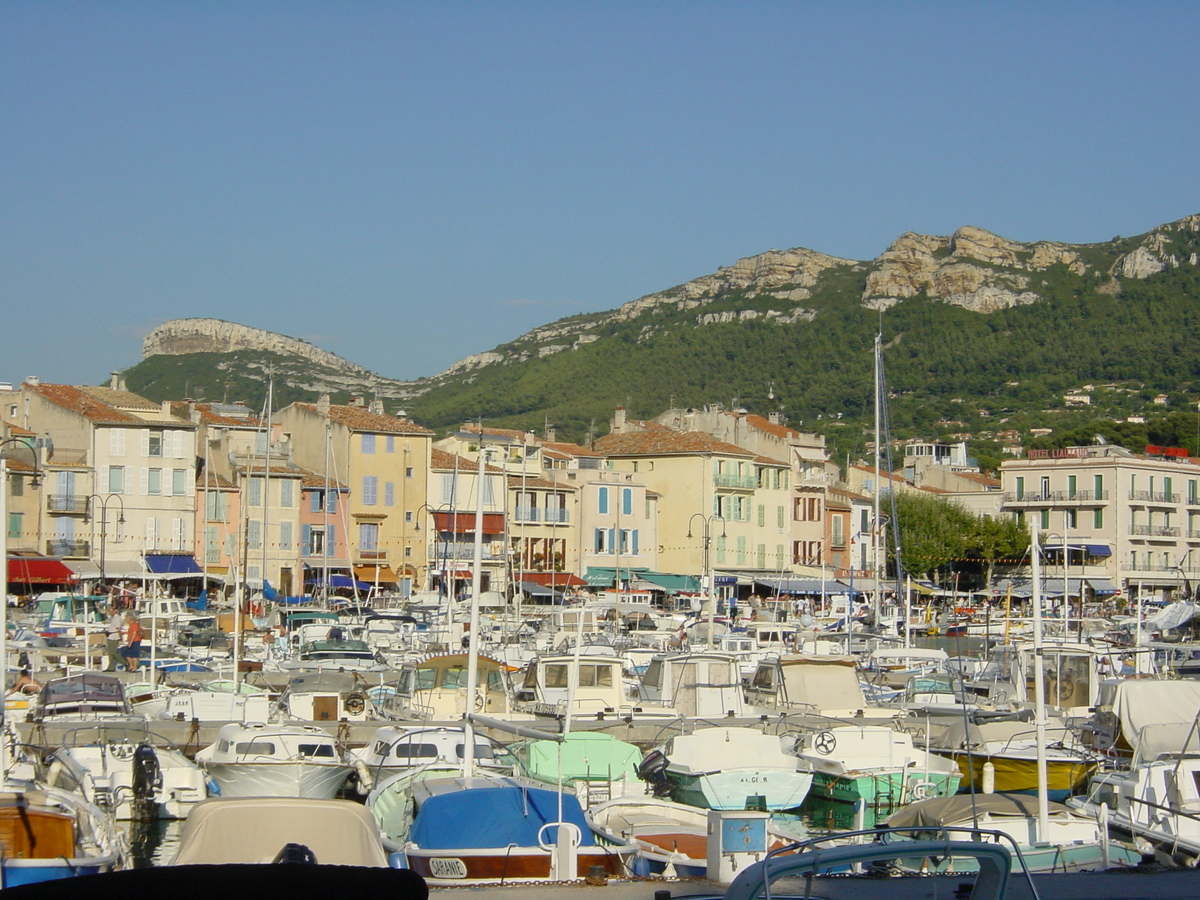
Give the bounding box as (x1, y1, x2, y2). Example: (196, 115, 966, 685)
(120, 613, 144, 672)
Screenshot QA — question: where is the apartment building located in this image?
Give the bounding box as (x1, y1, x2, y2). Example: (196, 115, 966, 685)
(278, 398, 432, 597)
(1000, 443, 1200, 601)
(19, 379, 198, 581)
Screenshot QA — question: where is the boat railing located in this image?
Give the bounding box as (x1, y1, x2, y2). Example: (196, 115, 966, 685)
(55, 722, 183, 751)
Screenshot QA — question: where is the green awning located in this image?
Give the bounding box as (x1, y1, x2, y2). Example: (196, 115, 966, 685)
(584, 566, 651, 587)
(639, 572, 701, 592)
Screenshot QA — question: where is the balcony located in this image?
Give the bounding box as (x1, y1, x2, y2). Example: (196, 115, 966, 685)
(47, 494, 89, 514)
(514, 506, 540, 523)
(1129, 490, 1181, 504)
(355, 549, 388, 561)
(514, 507, 570, 524)
(46, 539, 90, 558)
(1004, 490, 1109, 504)
(1129, 525, 1181, 537)
(430, 542, 507, 561)
(713, 475, 758, 490)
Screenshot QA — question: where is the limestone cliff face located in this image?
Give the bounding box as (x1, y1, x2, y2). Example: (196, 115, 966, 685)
(144, 318, 373, 375)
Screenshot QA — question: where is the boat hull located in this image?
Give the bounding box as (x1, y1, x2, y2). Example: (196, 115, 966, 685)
(668, 768, 813, 811)
(951, 752, 1096, 798)
(402, 846, 629, 883)
(204, 761, 351, 799)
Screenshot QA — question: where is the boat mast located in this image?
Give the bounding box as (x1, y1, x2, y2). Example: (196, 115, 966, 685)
(462, 428, 487, 778)
(1029, 521, 1050, 841)
(872, 332, 883, 631)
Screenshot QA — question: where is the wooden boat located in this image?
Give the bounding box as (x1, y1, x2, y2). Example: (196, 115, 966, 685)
(389, 774, 632, 883)
(0, 786, 126, 886)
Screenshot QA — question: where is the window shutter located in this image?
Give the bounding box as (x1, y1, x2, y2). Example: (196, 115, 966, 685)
(172, 517, 184, 550)
(327, 523, 336, 549)
(632, 530, 639, 555)
(98, 466, 109, 493)
(607, 528, 615, 552)
(302, 524, 312, 552)
(140, 467, 149, 495)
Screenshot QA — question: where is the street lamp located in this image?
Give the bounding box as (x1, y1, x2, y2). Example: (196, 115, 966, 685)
(0, 437, 42, 778)
(413, 503, 453, 599)
(687, 513, 726, 649)
(83, 493, 126, 588)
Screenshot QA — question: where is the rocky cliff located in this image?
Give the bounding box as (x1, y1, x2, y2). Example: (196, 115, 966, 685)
(143, 318, 374, 374)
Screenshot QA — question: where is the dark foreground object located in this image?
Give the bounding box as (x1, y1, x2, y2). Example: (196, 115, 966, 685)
(1, 864, 429, 900)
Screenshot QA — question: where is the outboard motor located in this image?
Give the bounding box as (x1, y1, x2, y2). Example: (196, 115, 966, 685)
(637, 749, 671, 795)
(131, 742, 162, 821)
(273, 842, 318, 864)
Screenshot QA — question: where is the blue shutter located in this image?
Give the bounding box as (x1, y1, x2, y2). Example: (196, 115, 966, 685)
(327, 523, 336, 549)
(632, 530, 639, 555)
(329, 490, 337, 514)
(302, 524, 312, 553)
(622, 488, 632, 516)
(598, 487, 608, 514)
(608, 528, 615, 553)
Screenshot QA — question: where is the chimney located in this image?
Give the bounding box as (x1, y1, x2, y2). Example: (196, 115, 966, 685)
(350, 396, 365, 407)
(25, 376, 39, 386)
(317, 394, 331, 415)
(768, 411, 782, 425)
(613, 406, 626, 432)
(546, 426, 557, 442)
(368, 399, 384, 415)
(110, 372, 127, 391)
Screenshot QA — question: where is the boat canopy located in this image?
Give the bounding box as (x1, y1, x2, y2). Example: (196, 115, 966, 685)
(410, 778, 594, 850)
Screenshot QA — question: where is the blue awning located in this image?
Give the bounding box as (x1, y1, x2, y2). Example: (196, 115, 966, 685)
(143, 554, 202, 576)
(1044, 543, 1112, 558)
(714, 575, 739, 586)
(306, 574, 372, 591)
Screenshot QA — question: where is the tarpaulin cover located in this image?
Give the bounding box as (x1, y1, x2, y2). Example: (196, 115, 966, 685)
(409, 781, 594, 850)
(144, 554, 203, 575)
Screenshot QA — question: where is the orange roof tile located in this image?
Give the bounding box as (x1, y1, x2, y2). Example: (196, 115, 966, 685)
(593, 431, 754, 458)
(294, 403, 432, 435)
(430, 448, 504, 474)
(540, 440, 603, 458)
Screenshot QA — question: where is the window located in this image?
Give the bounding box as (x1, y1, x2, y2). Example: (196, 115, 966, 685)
(109, 466, 125, 494)
(359, 522, 379, 550)
(594, 528, 609, 553)
(147, 430, 163, 457)
(279, 520, 293, 550)
(279, 480, 294, 508)
(172, 468, 186, 496)
(10, 475, 22, 498)
(384, 482, 395, 506)
(757, 544, 766, 568)
(386, 436, 395, 453)
(1094, 474, 1103, 497)
(304, 526, 325, 556)
(145, 517, 160, 551)
(1015, 477, 1024, 500)
(146, 467, 162, 495)
(362, 476, 378, 505)
(1040, 508, 1050, 529)
(757, 504, 765, 527)
(598, 487, 609, 515)
(777, 506, 785, 528)
(248, 477, 263, 506)
(248, 520, 262, 550)
(1065, 509, 1077, 529)
(736, 536, 747, 565)
(110, 430, 126, 456)
(405, 467, 413, 478)
(405, 510, 413, 522)
(361, 434, 376, 454)
(832, 515, 845, 546)
(1093, 507, 1104, 528)
(8, 512, 22, 540)
(619, 529, 631, 554)
(1067, 475, 1077, 499)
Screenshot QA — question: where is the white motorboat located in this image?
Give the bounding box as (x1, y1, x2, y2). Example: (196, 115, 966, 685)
(43, 722, 207, 819)
(194, 722, 352, 799)
(349, 724, 511, 787)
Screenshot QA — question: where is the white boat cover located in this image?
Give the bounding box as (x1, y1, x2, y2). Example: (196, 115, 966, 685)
(1111, 680, 1200, 752)
(171, 797, 390, 866)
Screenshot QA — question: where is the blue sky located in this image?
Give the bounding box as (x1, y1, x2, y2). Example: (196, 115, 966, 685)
(3, 2, 1198, 387)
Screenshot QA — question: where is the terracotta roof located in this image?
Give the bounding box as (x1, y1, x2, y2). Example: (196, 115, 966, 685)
(237, 463, 305, 476)
(505, 475, 575, 490)
(3, 423, 35, 437)
(592, 431, 755, 458)
(739, 413, 801, 440)
(828, 486, 869, 502)
(78, 386, 162, 412)
(28, 383, 144, 425)
(458, 423, 533, 442)
(196, 471, 238, 490)
(193, 402, 262, 427)
(849, 464, 910, 485)
(295, 403, 432, 435)
(953, 471, 1002, 488)
(299, 470, 348, 490)
(430, 448, 504, 474)
(540, 440, 602, 459)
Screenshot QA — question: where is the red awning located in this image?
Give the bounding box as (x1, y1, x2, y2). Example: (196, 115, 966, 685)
(7, 557, 77, 585)
(519, 572, 586, 588)
(433, 512, 506, 536)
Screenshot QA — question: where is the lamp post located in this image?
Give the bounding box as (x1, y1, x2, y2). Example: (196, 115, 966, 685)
(0, 438, 42, 782)
(413, 503, 452, 601)
(687, 513, 726, 650)
(83, 493, 126, 589)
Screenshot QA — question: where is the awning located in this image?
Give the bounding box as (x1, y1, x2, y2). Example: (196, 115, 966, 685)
(754, 576, 855, 595)
(584, 566, 651, 587)
(1044, 543, 1112, 558)
(1088, 578, 1119, 595)
(6, 557, 76, 585)
(518, 572, 586, 588)
(437, 570, 472, 580)
(69, 559, 146, 579)
(144, 554, 203, 576)
(433, 512, 506, 535)
(639, 572, 702, 593)
(519, 581, 563, 600)
(353, 565, 399, 583)
(305, 574, 373, 591)
(714, 575, 739, 586)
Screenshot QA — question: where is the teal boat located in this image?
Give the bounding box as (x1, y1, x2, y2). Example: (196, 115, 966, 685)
(509, 732, 643, 803)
